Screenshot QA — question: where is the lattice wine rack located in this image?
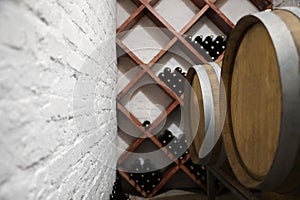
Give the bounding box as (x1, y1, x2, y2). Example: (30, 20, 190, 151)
(116, 0, 272, 198)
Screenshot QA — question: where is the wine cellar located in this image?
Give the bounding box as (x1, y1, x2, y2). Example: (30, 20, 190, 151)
(115, 0, 300, 199)
(1, 0, 300, 200)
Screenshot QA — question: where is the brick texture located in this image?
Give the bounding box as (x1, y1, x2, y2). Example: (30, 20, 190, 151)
(0, 0, 117, 199)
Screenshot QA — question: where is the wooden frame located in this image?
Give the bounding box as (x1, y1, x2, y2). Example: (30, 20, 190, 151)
(116, 0, 272, 198)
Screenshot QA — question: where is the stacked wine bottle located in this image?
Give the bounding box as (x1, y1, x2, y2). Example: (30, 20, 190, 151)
(128, 158, 162, 195)
(158, 67, 187, 97)
(184, 159, 223, 191)
(110, 172, 130, 200)
(184, 159, 207, 183)
(158, 130, 189, 160)
(185, 34, 227, 61)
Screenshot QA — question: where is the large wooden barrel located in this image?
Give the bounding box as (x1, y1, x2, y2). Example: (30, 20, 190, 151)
(222, 7, 300, 194)
(184, 62, 226, 166)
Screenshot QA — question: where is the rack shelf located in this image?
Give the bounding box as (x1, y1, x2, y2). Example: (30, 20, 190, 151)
(116, 0, 272, 198)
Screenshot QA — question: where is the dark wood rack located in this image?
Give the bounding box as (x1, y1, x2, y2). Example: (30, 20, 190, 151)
(116, 0, 272, 198)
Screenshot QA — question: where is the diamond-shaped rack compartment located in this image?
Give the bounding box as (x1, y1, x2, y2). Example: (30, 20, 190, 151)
(116, 0, 271, 198)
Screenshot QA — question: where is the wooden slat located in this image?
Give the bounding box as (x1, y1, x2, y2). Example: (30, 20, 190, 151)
(117, 102, 142, 127)
(147, 4, 211, 65)
(117, 100, 180, 163)
(140, 0, 208, 64)
(191, 0, 234, 35)
(117, 5, 145, 35)
(215, 52, 224, 63)
(116, 38, 144, 66)
(148, 100, 180, 134)
(116, 69, 147, 101)
(117, 0, 162, 36)
(118, 137, 145, 164)
(206, 8, 234, 35)
(117, 4, 211, 101)
(180, 4, 211, 34)
(116, 39, 182, 103)
(204, 0, 235, 28)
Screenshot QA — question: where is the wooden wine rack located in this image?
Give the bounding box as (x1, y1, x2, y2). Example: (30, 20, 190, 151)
(116, 0, 272, 198)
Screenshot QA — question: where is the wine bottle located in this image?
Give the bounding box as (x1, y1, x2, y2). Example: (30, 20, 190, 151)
(144, 158, 154, 172)
(167, 136, 178, 155)
(175, 67, 183, 74)
(185, 159, 196, 173)
(163, 68, 174, 88)
(185, 35, 193, 43)
(142, 120, 151, 129)
(195, 35, 203, 44)
(139, 174, 146, 190)
(202, 35, 213, 50)
(209, 41, 217, 60)
(178, 135, 188, 160)
(159, 67, 172, 84)
(158, 72, 166, 81)
(150, 171, 161, 191)
(158, 130, 174, 146)
(176, 76, 184, 96)
(213, 35, 223, 55)
(213, 35, 225, 46)
(151, 170, 162, 186)
(163, 67, 172, 74)
(179, 150, 189, 160)
(130, 159, 142, 184)
(110, 172, 129, 200)
(221, 35, 227, 51)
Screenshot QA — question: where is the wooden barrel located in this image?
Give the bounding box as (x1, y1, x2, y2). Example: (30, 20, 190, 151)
(184, 62, 226, 166)
(221, 7, 300, 194)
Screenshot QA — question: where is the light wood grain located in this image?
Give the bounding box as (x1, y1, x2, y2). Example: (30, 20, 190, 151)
(185, 63, 225, 166)
(221, 8, 300, 192)
(231, 22, 281, 178)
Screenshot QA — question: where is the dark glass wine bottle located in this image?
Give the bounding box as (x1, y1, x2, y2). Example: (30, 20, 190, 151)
(185, 35, 193, 43)
(159, 130, 174, 146)
(159, 67, 172, 84)
(158, 72, 166, 81)
(185, 158, 197, 173)
(214, 35, 225, 57)
(144, 158, 154, 172)
(173, 139, 180, 156)
(209, 44, 217, 61)
(130, 159, 142, 184)
(221, 35, 227, 51)
(175, 67, 183, 74)
(139, 173, 146, 190)
(179, 150, 189, 161)
(195, 35, 203, 44)
(202, 35, 213, 50)
(176, 76, 184, 96)
(213, 35, 225, 46)
(142, 120, 151, 129)
(151, 170, 162, 186)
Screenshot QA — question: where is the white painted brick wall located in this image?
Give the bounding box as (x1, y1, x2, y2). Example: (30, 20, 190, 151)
(0, 0, 117, 199)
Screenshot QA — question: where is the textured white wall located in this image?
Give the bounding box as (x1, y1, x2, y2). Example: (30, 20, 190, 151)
(0, 0, 117, 199)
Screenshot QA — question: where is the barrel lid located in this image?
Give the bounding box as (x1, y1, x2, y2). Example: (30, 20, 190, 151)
(222, 7, 300, 190)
